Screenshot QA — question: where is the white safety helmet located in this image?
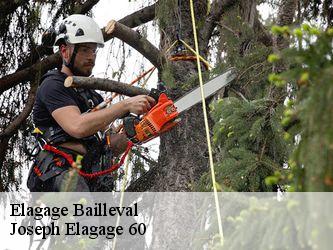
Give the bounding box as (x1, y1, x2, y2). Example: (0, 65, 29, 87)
(54, 14, 104, 47)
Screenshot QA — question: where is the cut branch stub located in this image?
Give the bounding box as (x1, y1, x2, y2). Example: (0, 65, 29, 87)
(64, 76, 149, 96)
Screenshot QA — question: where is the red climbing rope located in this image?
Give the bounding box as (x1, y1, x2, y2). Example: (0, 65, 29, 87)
(42, 141, 134, 179)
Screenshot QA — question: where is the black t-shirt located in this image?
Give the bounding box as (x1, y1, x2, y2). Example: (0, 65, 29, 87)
(33, 70, 103, 128)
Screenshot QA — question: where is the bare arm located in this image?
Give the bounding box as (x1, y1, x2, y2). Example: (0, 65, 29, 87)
(52, 95, 155, 138)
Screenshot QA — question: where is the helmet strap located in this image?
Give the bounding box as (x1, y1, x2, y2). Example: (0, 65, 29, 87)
(64, 44, 78, 73)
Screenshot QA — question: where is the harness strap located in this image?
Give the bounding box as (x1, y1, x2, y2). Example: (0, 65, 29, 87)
(42, 141, 133, 179)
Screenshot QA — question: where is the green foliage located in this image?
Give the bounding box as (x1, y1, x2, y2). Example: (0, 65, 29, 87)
(205, 194, 333, 250)
(268, 73, 287, 87)
(217, 6, 273, 99)
(197, 5, 290, 192)
(271, 25, 291, 36)
(269, 24, 333, 191)
(202, 97, 289, 191)
(202, 21, 333, 191)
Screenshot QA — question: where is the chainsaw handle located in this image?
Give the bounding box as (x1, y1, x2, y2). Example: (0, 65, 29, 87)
(123, 115, 141, 142)
(119, 90, 161, 119)
(121, 90, 160, 139)
(149, 88, 163, 102)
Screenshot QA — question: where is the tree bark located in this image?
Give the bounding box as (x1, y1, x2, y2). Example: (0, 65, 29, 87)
(254, 16, 273, 47)
(151, 0, 211, 191)
(274, 0, 298, 51)
(117, 1, 158, 28)
(64, 76, 149, 96)
(127, 0, 241, 192)
(270, 0, 297, 101)
(149, 0, 211, 248)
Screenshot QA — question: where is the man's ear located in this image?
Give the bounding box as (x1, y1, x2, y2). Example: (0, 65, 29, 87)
(60, 44, 69, 63)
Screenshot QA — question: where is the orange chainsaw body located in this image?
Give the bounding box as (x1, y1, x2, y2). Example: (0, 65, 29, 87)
(134, 93, 179, 143)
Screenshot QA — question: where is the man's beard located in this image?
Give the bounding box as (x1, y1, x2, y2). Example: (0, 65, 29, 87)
(72, 64, 92, 77)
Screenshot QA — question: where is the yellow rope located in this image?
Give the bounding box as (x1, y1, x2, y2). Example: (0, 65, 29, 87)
(189, 0, 224, 246)
(166, 40, 178, 54)
(179, 39, 212, 69)
(112, 150, 132, 250)
(165, 38, 212, 70)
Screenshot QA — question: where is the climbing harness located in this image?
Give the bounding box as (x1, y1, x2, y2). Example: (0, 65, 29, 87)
(33, 141, 133, 179)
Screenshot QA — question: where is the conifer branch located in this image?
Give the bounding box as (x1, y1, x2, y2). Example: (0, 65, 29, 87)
(0, 53, 62, 94)
(229, 88, 248, 102)
(0, 83, 37, 139)
(216, 22, 240, 37)
(202, 0, 240, 44)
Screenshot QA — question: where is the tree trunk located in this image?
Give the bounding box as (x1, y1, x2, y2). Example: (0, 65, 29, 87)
(149, 0, 209, 248)
(151, 0, 210, 192)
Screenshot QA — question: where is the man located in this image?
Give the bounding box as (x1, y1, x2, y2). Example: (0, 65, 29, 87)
(27, 14, 155, 192)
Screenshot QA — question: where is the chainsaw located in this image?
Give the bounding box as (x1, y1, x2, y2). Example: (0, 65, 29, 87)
(123, 68, 236, 144)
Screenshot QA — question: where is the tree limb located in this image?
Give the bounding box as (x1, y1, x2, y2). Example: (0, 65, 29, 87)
(0, 84, 38, 139)
(202, 0, 239, 45)
(64, 76, 149, 96)
(0, 0, 25, 17)
(103, 20, 165, 70)
(0, 53, 62, 94)
(73, 0, 100, 15)
(118, 1, 158, 28)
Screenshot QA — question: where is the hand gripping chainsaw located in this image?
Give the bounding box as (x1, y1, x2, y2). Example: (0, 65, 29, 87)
(123, 69, 236, 144)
